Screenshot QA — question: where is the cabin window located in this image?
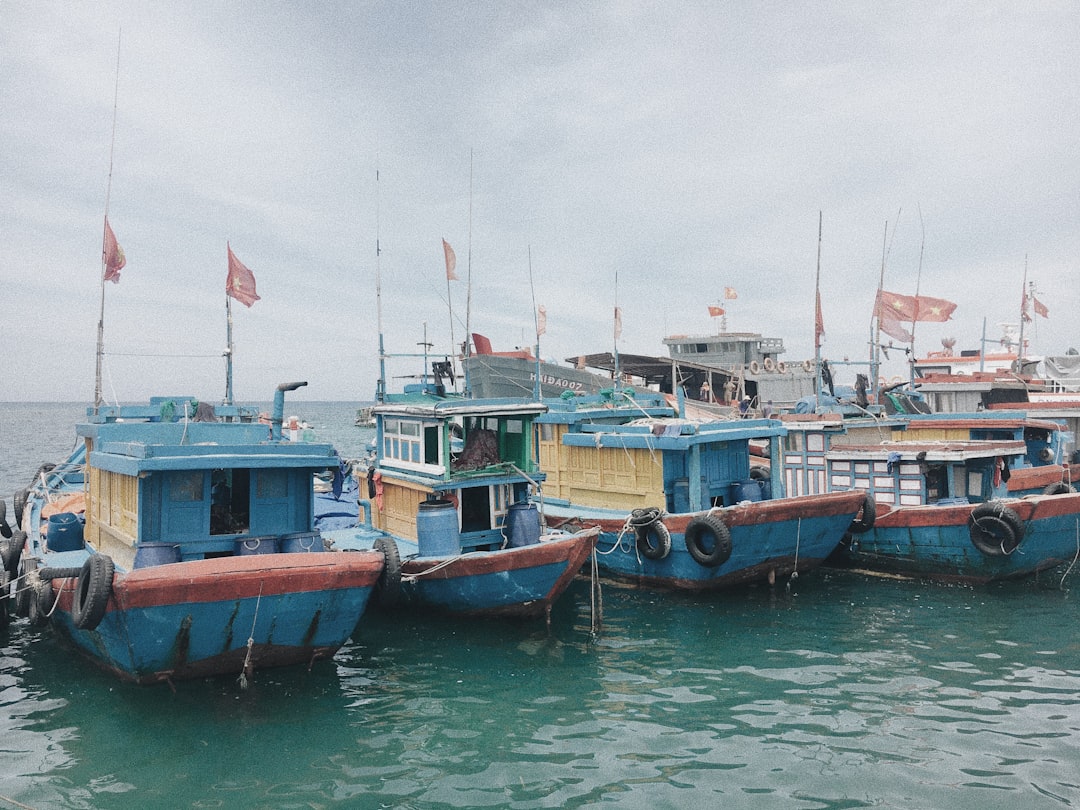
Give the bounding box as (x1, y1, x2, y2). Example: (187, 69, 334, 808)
(424, 425, 441, 465)
(807, 434, 825, 453)
(966, 470, 984, 498)
(784, 433, 803, 452)
(540, 423, 555, 442)
(170, 471, 203, 502)
(211, 468, 250, 535)
(925, 464, 947, 503)
(257, 469, 288, 499)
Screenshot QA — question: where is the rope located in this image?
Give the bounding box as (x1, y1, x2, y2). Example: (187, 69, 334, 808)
(238, 583, 264, 689)
(589, 547, 603, 638)
(1059, 518, 1080, 590)
(788, 518, 802, 589)
(401, 552, 475, 582)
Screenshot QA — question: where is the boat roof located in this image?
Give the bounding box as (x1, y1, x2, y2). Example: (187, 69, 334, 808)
(79, 420, 338, 475)
(376, 398, 548, 419)
(560, 417, 786, 449)
(827, 439, 1025, 462)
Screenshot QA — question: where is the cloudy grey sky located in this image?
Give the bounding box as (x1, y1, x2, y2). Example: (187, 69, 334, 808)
(3, 2, 1078, 403)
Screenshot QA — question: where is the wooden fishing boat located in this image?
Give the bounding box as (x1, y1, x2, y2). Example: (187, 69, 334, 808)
(0, 383, 385, 685)
(531, 390, 870, 591)
(782, 413, 1080, 582)
(317, 391, 598, 620)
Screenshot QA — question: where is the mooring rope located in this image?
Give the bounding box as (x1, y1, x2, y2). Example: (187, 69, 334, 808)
(239, 583, 264, 689)
(788, 517, 802, 590)
(1058, 518, 1080, 590)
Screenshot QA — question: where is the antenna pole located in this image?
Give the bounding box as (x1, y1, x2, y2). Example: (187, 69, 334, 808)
(224, 292, 234, 404)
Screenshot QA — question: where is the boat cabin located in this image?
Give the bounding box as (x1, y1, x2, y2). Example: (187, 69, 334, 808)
(535, 393, 785, 513)
(825, 440, 1023, 508)
(372, 400, 547, 551)
(77, 399, 338, 570)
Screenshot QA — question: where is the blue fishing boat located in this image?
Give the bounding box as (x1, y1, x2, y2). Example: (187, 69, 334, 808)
(0, 383, 385, 685)
(782, 412, 1080, 582)
(317, 390, 599, 619)
(531, 390, 871, 590)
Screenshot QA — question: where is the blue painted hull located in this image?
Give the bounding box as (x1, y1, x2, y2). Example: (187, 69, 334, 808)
(544, 490, 867, 591)
(29, 553, 383, 684)
(325, 527, 599, 618)
(839, 493, 1080, 582)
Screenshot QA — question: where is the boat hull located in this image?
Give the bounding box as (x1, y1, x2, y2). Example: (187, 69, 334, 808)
(546, 490, 866, 591)
(33, 552, 383, 684)
(837, 494, 1080, 583)
(328, 528, 599, 618)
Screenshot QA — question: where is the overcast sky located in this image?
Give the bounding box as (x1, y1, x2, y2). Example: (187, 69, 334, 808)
(3, 2, 1078, 403)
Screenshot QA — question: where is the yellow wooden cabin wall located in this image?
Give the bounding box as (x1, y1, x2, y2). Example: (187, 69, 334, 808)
(890, 427, 970, 442)
(538, 424, 664, 511)
(85, 439, 139, 570)
(376, 477, 432, 541)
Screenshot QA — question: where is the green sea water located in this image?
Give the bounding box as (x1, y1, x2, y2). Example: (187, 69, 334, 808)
(2, 403, 1080, 809)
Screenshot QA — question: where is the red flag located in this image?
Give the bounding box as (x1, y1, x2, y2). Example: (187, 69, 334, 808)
(878, 312, 914, 343)
(814, 289, 825, 349)
(537, 305, 547, 336)
(442, 238, 458, 281)
(724, 287, 738, 300)
(614, 306, 623, 340)
(708, 305, 725, 317)
(226, 245, 261, 307)
(102, 217, 126, 283)
(876, 289, 956, 323)
(1034, 297, 1049, 318)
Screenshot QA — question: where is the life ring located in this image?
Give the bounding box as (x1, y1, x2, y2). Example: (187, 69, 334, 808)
(776, 361, 787, 373)
(684, 515, 732, 567)
(72, 554, 114, 631)
(748, 360, 761, 375)
(763, 357, 776, 372)
(1043, 482, 1073, 496)
(847, 493, 877, 534)
(372, 536, 402, 607)
(968, 502, 1024, 556)
(0, 530, 24, 576)
(635, 520, 672, 560)
(1039, 447, 1054, 463)
(802, 360, 813, 373)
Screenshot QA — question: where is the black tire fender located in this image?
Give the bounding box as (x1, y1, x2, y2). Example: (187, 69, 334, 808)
(684, 515, 733, 567)
(1043, 482, 1073, 496)
(372, 536, 401, 607)
(27, 574, 52, 627)
(1, 530, 24, 576)
(72, 554, 114, 631)
(969, 503, 1024, 556)
(847, 493, 877, 534)
(13, 489, 28, 530)
(635, 520, 672, 560)
(14, 556, 36, 619)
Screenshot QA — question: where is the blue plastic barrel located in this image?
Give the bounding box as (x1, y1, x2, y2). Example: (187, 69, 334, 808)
(281, 532, 322, 553)
(133, 542, 181, 568)
(731, 480, 764, 504)
(416, 500, 460, 557)
(235, 536, 280, 556)
(46, 513, 84, 552)
(504, 502, 541, 548)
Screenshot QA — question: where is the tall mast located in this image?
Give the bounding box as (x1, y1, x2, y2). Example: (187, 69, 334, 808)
(528, 246, 541, 400)
(814, 211, 823, 410)
(1016, 254, 1028, 370)
(375, 165, 386, 403)
(463, 149, 474, 395)
(224, 292, 234, 404)
(94, 30, 122, 413)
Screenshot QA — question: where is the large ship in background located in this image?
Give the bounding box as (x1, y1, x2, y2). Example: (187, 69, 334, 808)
(462, 328, 818, 411)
